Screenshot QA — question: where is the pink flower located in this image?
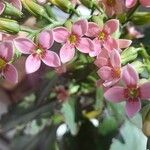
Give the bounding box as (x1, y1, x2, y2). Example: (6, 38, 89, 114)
(97, 49, 122, 87)
(0, 42, 18, 83)
(127, 25, 144, 39)
(104, 64, 150, 117)
(36, 0, 47, 5)
(125, 0, 150, 8)
(86, 19, 120, 56)
(100, 0, 123, 17)
(0, 0, 22, 15)
(14, 30, 61, 73)
(53, 19, 94, 63)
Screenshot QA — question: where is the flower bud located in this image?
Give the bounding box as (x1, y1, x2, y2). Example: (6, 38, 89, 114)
(80, 0, 101, 11)
(21, 0, 53, 22)
(49, 0, 79, 15)
(0, 18, 20, 34)
(3, 2, 22, 18)
(131, 12, 150, 25)
(121, 47, 141, 65)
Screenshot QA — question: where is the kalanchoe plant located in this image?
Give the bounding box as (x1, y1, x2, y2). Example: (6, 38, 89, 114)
(0, 0, 150, 150)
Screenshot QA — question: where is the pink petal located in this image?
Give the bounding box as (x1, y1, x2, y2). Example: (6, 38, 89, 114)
(59, 43, 75, 63)
(41, 50, 61, 67)
(110, 50, 121, 68)
(89, 38, 101, 57)
(122, 64, 139, 87)
(14, 38, 36, 54)
(103, 38, 119, 51)
(140, 0, 150, 7)
(94, 48, 109, 67)
(140, 82, 150, 99)
(125, 0, 137, 8)
(104, 19, 119, 35)
(114, 0, 123, 15)
(85, 22, 100, 37)
(38, 30, 54, 49)
(0, 42, 13, 62)
(104, 86, 125, 102)
(0, 2, 5, 15)
(97, 66, 112, 81)
(36, 0, 47, 5)
(10, 0, 22, 10)
(72, 19, 88, 37)
(105, 6, 114, 17)
(103, 78, 120, 87)
(76, 38, 94, 53)
(53, 27, 70, 43)
(25, 54, 41, 73)
(118, 39, 132, 49)
(125, 99, 141, 117)
(3, 64, 18, 83)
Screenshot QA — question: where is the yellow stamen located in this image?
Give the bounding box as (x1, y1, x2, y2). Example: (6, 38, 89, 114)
(98, 32, 106, 40)
(0, 58, 6, 70)
(113, 68, 121, 78)
(36, 49, 43, 55)
(107, 0, 115, 6)
(68, 34, 77, 44)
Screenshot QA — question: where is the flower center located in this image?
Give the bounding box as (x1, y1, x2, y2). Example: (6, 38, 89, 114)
(112, 67, 121, 78)
(98, 31, 106, 40)
(36, 49, 43, 55)
(0, 58, 6, 70)
(106, 0, 116, 6)
(68, 34, 77, 44)
(124, 88, 140, 101)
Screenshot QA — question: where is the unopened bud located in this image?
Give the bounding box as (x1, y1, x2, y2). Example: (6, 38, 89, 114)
(3, 2, 22, 18)
(131, 12, 150, 25)
(49, 0, 79, 15)
(21, 0, 53, 22)
(0, 18, 20, 34)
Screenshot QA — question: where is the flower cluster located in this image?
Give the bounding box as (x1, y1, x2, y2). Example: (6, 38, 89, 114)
(0, 0, 150, 119)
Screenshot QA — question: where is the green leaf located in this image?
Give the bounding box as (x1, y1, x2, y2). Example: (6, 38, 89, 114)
(110, 120, 147, 150)
(61, 98, 79, 136)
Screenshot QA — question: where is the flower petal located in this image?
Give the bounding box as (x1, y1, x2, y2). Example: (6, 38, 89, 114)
(140, 0, 150, 7)
(53, 27, 70, 43)
(103, 38, 119, 51)
(25, 54, 41, 73)
(14, 38, 36, 54)
(140, 82, 150, 99)
(104, 86, 125, 102)
(38, 30, 54, 49)
(76, 38, 94, 53)
(122, 64, 139, 87)
(125, 99, 141, 117)
(89, 38, 101, 57)
(104, 19, 119, 35)
(41, 50, 61, 67)
(59, 43, 75, 63)
(0, 42, 13, 61)
(125, 0, 137, 8)
(118, 39, 132, 49)
(0, 2, 5, 15)
(72, 19, 88, 37)
(110, 49, 121, 68)
(3, 64, 18, 83)
(97, 66, 112, 81)
(85, 22, 100, 37)
(10, 0, 22, 10)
